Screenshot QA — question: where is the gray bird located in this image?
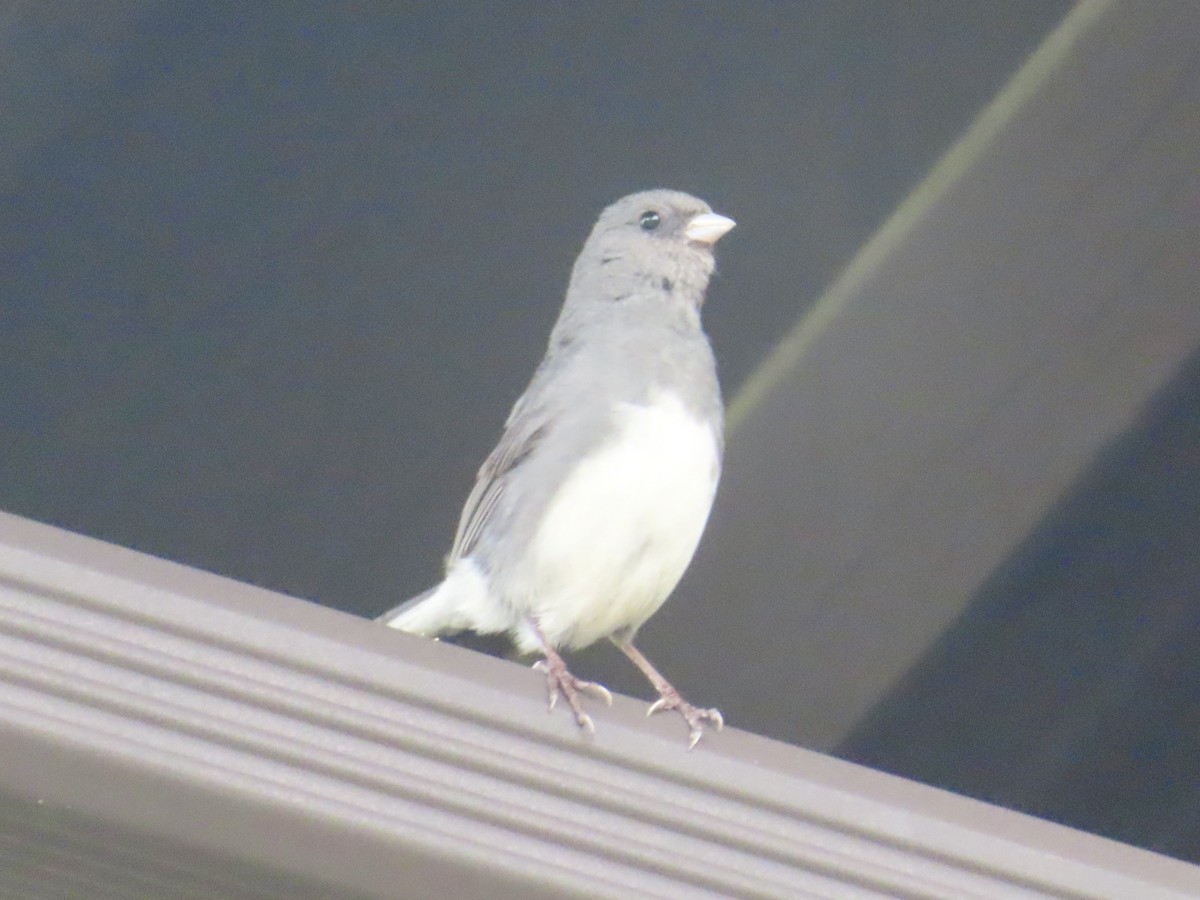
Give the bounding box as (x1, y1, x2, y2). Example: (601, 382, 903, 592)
(379, 189, 735, 746)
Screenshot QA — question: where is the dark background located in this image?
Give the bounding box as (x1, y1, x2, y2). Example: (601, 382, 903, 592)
(4, 1, 1198, 865)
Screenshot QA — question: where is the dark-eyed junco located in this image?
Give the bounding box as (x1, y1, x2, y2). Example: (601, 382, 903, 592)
(378, 190, 735, 746)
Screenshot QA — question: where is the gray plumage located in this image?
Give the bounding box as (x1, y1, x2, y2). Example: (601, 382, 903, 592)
(379, 189, 735, 745)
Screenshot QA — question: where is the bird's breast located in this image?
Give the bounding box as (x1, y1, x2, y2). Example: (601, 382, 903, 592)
(517, 391, 721, 649)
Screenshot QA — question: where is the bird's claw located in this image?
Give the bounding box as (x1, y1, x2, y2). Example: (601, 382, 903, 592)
(533, 659, 611, 735)
(647, 693, 724, 749)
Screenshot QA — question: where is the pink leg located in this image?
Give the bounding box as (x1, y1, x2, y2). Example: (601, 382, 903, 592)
(618, 641, 723, 748)
(529, 620, 612, 734)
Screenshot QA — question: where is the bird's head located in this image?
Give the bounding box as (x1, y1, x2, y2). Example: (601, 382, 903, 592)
(580, 189, 735, 304)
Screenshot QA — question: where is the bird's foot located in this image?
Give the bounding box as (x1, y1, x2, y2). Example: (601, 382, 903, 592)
(647, 686, 724, 749)
(532, 658, 613, 734)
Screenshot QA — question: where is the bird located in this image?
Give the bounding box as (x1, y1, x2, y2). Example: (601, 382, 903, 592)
(379, 189, 735, 747)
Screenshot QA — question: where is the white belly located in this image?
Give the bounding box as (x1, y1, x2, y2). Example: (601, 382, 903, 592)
(513, 392, 720, 651)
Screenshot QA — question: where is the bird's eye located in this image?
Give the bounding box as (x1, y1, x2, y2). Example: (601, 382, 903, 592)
(639, 210, 661, 231)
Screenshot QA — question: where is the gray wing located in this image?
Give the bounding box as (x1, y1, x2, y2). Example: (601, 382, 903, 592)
(443, 328, 676, 568)
(445, 388, 549, 565)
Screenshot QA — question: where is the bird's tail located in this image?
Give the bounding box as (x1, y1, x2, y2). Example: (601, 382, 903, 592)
(377, 559, 493, 637)
(376, 585, 442, 633)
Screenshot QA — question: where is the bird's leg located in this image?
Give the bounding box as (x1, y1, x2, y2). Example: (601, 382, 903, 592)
(617, 641, 723, 748)
(529, 620, 612, 734)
